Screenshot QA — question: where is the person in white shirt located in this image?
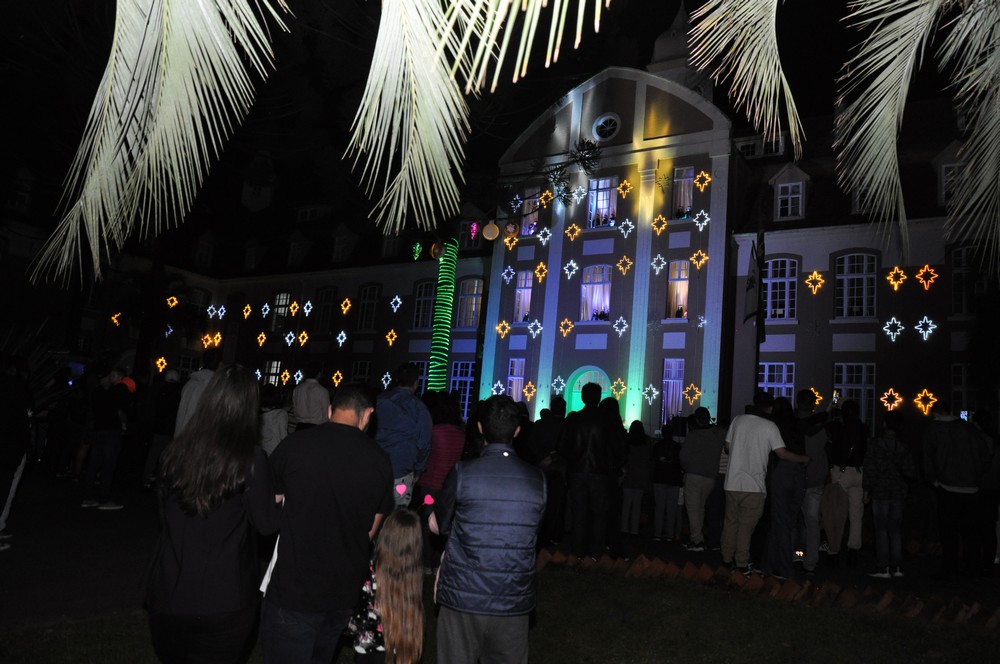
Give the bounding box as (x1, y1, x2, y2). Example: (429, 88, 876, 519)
(292, 362, 331, 431)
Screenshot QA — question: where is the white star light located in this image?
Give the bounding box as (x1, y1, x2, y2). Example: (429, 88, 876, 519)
(651, 254, 667, 275)
(303, 301, 313, 317)
(217, 305, 226, 319)
(914, 316, 937, 341)
(552, 376, 566, 395)
(528, 320, 543, 338)
(643, 384, 660, 405)
(883, 317, 904, 342)
(563, 260, 579, 279)
(164, 324, 173, 338)
(255, 369, 262, 381)
(537, 227, 552, 246)
(261, 303, 271, 317)
(492, 381, 506, 396)
(502, 266, 516, 285)
(336, 331, 347, 347)
(570, 186, 587, 205)
(284, 331, 296, 346)
(510, 195, 523, 212)
(381, 372, 392, 389)
(390, 295, 403, 312)
(207, 305, 218, 319)
(693, 210, 710, 231)
(698, 315, 707, 328)
(613, 316, 629, 337)
(293, 370, 304, 385)
(618, 219, 635, 239)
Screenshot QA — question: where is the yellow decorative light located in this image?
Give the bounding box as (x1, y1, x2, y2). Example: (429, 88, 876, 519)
(691, 250, 708, 269)
(916, 264, 938, 291)
(257, 332, 267, 347)
(809, 387, 823, 406)
(559, 318, 575, 337)
(881, 388, 903, 411)
(534, 261, 548, 283)
(611, 378, 627, 400)
(155, 357, 167, 373)
(332, 370, 344, 387)
(504, 236, 519, 251)
(683, 383, 702, 405)
(617, 179, 633, 198)
(805, 270, 825, 295)
(298, 331, 309, 346)
(386, 329, 398, 346)
(617, 256, 633, 275)
(289, 301, 300, 317)
(111, 312, 122, 327)
(213, 332, 222, 347)
(201, 334, 213, 349)
(694, 170, 712, 192)
(243, 304, 252, 319)
(652, 214, 668, 236)
(539, 189, 554, 208)
(280, 370, 291, 386)
(341, 298, 352, 315)
(886, 266, 907, 291)
(565, 224, 582, 241)
(496, 320, 511, 339)
(914, 389, 937, 416)
(166, 296, 178, 308)
(523, 381, 537, 402)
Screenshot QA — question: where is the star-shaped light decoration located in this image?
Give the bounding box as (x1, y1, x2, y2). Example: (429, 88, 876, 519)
(539, 189, 554, 208)
(570, 186, 587, 204)
(523, 381, 537, 402)
(381, 372, 393, 389)
(528, 319, 543, 339)
(565, 224, 582, 241)
(643, 384, 660, 406)
(255, 369, 262, 381)
(303, 301, 313, 317)
(914, 315, 937, 341)
(390, 295, 402, 312)
(219, 305, 228, 319)
(617, 179, 633, 198)
(412, 243, 422, 261)
(293, 370, 304, 385)
(386, 329, 397, 347)
(563, 260, 579, 279)
(289, 301, 300, 317)
(881, 388, 903, 411)
(617, 255, 633, 275)
(618, 218, 635, 239)
(810, 387, 823, 406)
(805, 270, 825, 295)
(280, 370, 291, 386)
(886, 266, 907, 291)
(914, 389, 938, 416)
(164, 324, 173, 338)
(207, 305, 218, 319)
(201, 334, 213, 349)
(510, 194, 523, 212)
(537, 227, 552, 246)
(652, 214, 668, 236)
(257, 332, 267, 347)
(284, 331, 296, 347)
(698, 315, 707, 328)
(611, 378, 627, 400)
(213, 332, 223, 347)
(552, 376, 567, 395)
(559, 318, 575, 337)
(261, 303, 271, 317)
(243, 304, 252, 319)
(340, 298, 351, 315)
(298, 331, 309, 346)
(691, 250, 708, 269)
(694, 170, 712, 192)
(915, 264, 938, 291)
(336, 331, 347, 347)
(535, 261, 548, 283)
(496, 320, 512, 339)
(613, 316, 629, 337)
(491, 381, 506, 396)
(683, 383, 702, 405)
(331, 370, 344, 387)
(651, 254, 667, 275)
(155, 357, 167, 373)
(166, 296, 178, 308)
(693, 210, 710, 231)
(504, 236, 518, 251)
(111, 312, 122, 327)
(470, 222, 479, 239)
(883, 317, 904, 342)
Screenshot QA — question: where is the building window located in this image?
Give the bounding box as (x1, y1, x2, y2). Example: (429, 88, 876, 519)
(662, 359, 685, 424)
(940, 163, 962, 205)
(450, 361, 475, 420)
(178, 355, 200, 380)
(358, 285, 380, 330)
(520, 190, 539, 236)
(272, 291, 291, 332)
(667, 260, 689, 319)
(581, 265, 612, 321)
(507, 358, 525, 401)
(263, 360, 282, 387)
(413, 282, 436, 329)
(951, 364, 976, 417)
(763, 134, 784, 156)
(587, 177, 618, 228)
(672, 167, 694, 219)
(736, 139, 759, 159)
(952, 246, 985, 315)
(315, 286, 337, 333)
(458, 221, 482, 250)
(834, 362, 876, 428)
(592, 113, 621, 141)
(776, 182, 803, 219)
(411, 361, 428, 396)
(514, 270, 532, 323)
(456, 278, 483, 328)
(352, 360, 371, 384)
(332, 236, 350, 262)
(381, 235, 401, 259)
(758, 362, 795, 398)
(834, 253, 876, 318)
(764, 258, 797, 320)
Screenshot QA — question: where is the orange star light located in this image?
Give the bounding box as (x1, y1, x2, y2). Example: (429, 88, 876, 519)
(386, 329, 397, 346)
(809, 387, 823, 406)
(257, 332, 267, 347)
(886, 266, 907, 291)
(504, 236, 519, 251)
(805, 270, 825, 295)
(289, 301, 300, 317)
(915, 264, 938, 291)
(201, 334, 213, 349)
(496, 321, 511, 339)
(155, 357, 167, 372)
(298, 331, 309, 346)
(617, 180, 633, 198)
(881, 388, 903, 411)
(565, 224, 582, 241)
(243, 304, 252, 319)
(694, 171, 712, 192)
(683, 383, 702, 405)
(535, 262, 548, 283)
(652, 214, 668, 236)
(914, 389, 938, 416)
(166, 296, 178, 308)
(691, 250, 708, 270)
(611, 378, 627, 400)
(523, 381, 537, 402)
(213, 332, 222, 347)
(341, 298, 352, 315)
(539, 189, 554, 208)
(280, 370, 291, 386)
(111, 312, 122, 327)
(617, 256, 633, 275)
(559, 318, 575, 338)
(331, 370, 344, 387)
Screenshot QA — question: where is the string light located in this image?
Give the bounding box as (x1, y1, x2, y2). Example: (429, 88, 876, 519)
(298, 331, 309, 346)
(617, 180, 633, 198)
(201, 334, 213, 349)
(916, 265, 938, 290)
(643, 384, 659, 405)
(336, 331, 347, 347)
(693, 210, 710, 231)
(565, 224, 582, 241)
(111, 313, 121, 327)
(539, 190, 554, 208)
(257, 332, 267, 347)
(534, 261, 548, 282)
(470, 222, 479, 239)
(683, 383, 702, 405)
(914, 316, 937, 341)
(332, 370, 343, 387)
(881, 389, 903, 411)
(386, 329, 397, 346)
(914, 389, 937, 416)
(382, 372, 392, 389)
(552, 376, 567, 395)
(412, 243, 422, 261)
(492, 381, 505, 396)
(559, 318, 575, 337)
(805, 271, 825, 295)
(166, 296, 178, 308)
(523, 381, 537, 401)
(613, 316, 629, 337)
(563, 260, 579, 279)
(243, 304, 252, 319)
(537, 227, 552, 245)
(528, 320, 543, 338)
(691, 250, 708, 269)
(611, 378, 627, 400)
(694, 170, 712, 192)
(212, 332, 222, 346)
(652, 214, 668, 236)
(428, 239, 459, 392)
(617, 256, 633, 275)
(155, 357, 167, 372)
(651, 254, 667, 275)
(886, 267, 907, 291)
(341, 298, 352, 315)
(496, 321, 512, 339)
(618, 219, 634, 239)
(883, 317, 904, 342)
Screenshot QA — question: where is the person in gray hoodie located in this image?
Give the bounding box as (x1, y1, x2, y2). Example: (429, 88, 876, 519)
(174, 348, 221, 437)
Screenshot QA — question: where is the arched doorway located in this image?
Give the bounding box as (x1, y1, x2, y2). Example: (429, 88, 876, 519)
(564, 365, 611, 413)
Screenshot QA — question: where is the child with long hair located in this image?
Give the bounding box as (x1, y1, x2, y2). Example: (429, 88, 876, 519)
(349, 508, 425, 664)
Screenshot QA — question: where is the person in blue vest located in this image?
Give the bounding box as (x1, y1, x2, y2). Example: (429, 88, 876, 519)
(431, 395, 546, 663)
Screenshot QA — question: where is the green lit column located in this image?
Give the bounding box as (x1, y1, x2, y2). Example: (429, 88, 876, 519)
(625, 167, 656, 425)
(427, 239, 458, 391)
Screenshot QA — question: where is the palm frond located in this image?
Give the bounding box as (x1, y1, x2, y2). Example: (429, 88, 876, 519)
(937, 0, 1000, 269)
(32, 0, 286, 283)
(689, 0, 805, 159)
(834, 0, 945, 257)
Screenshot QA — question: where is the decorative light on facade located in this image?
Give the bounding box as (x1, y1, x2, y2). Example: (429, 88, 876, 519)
(537, 227, 552, 246)
(111, 312, 122, 327)
(217, 305, 226, 320)
(298, 331, 309, 346)
(563, 260, 579, 279)
(881, 388, 903, 411)
(694, 170, 712, 192)
(528, 320, 543, 338)
(523, 381, 537, 401)
(697, 315, 707, 328)
(559, 318, 575, 337)
(809, 387, 823, 406)
(691, 250, 708, 269)
(491, 381, 505, 396)
(340, 298, 352, 315)
(611, 378, 627, 400)
(504, 236, 519, 251)
(571, 186, 587, 204)
(207, 305, 218, 319)
(683, 383, 702, 405)
(213, 332, 222, 346)
(914, 389, 937, 416)
(534, 261, 548, 283)
(502, 266, 516, 285)
(243, 304, 252, 319)
(336, 331, 347, 347)
(255, 369, 262, 381)
(617, 256, 633, 275)
(166, 296, 178, 308)
(886, 266, 907, 291)
(470, 222, 479, 239)
(201, 334, 212, 349)
(883, 317, 904, 342)
(261, 303, 271, 317)
(332, 370, 343, 387)
(496, 320, 512, 339)
(539, 189, 554, 208)
(564, 224, 584, 242)
(382, 372, 393, 389)
(652, 214, 668, 236)
(257, 332, 267, 347)
(552, 376, 566, 395)
(651, 254, 667, 275)
(618, 219, 634, 239)
(613, 316, 629, 337)
(412, 243, 422, 261)
(805, 271, 825, 295)
(643, 384, 660, 405)
(914, 316, 937, 341)
(164, 324, 173, 338)
(284, 331, 295, 346)
(390, 295, 402, 312)
(386, 329, 397, 346)
(155, 357, 167, 372)
(693, 210, 710, 231)
(303, 301, 313, 317)
(294, 370, 304, 385)
(916, 264, 938, 290)
(289, 301, 300, 317)
(617, 180, 633, 198)
(280, 370, 291, 385)
(510, 194, 523, 212)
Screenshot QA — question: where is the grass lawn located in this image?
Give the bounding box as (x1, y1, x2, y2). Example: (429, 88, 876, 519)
(3, 569, 996, 663)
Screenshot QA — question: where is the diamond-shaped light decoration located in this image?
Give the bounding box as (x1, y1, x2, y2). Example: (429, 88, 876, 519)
(280, 370, 291, 385)
(559, 318, 575, 337)
(340, 299, 351, 315)
(537, 227, 552, 246)
(218, 305, 227, 320)
(201, 334, 213, 349)
(502, 266, 516, 285)
(298, 331, 309, 346)
(303, 301, 313, 317)
(255, 369, 262, 381)
(683, 383, 702, 405)
(914, 316, 937, 341)
(293, 370, 304, 385)
(212, 332, 222, 347)
(617, 180, 633, 198)
(332, 370, 343, 387)
(552, 376, 567, 395)
(611, 378, 627, 400)
(691, 250, 708, 269)
(651, 254, 667, 275)
(390, 295, 402, 312)
(386, 329, 397, 346)
(643, 384, 660, 406)
(289, 301, 300, 317)
(492, 381, 506, 396)
(613, 316, 629, 337)
(534, 261, 548, 283)
(243, 304, 252, 319)
(694, 170, 712, 192)
(652, 214, 668, 236)
(563, 260, 579, 279)
(693, 210, 710, 231)
(496, 320, 512, 339)
(207, 305, 218, 319)
(617, 256, 633, 275)
(382, 372, 393, 389)
(284, 331, 296, 347)
(883, 317, 904, 342)
(528, 319, 543, 338)
(166, 296, 178, 308)
(618, 218, 635, 239)
(565, 224, 582, 241)
(261, 303, 271, 317)
(155, 357, 167, 373)
(523, 381, 537, 401)
(336, 331, 347, 347)
(257, 332, 267, 347)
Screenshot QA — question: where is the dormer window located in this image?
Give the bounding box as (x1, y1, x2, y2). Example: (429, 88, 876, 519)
(940, 163, 962, 206)
(777, 182, 803, 219)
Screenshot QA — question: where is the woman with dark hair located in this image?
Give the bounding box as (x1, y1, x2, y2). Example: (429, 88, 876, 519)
(145, 365, 280, 664)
